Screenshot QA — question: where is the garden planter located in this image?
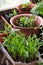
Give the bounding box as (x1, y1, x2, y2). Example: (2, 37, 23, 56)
(10, 14, 42, 36)
(0, 50, 38, 65)
(3, 8, 19, 23)
(17, 3, 36, 14)
(0, 46, 38, 65)
(1, 30, 42, 65)
(0, 51, 38, 65)
(0, 16, 10, 43)
(8, 60, 38, 65)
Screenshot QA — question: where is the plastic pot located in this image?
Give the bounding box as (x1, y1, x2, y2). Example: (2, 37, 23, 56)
(10, 14, 42, 36)
(0, 46, 38, 65)
(17, 3, 36, 14)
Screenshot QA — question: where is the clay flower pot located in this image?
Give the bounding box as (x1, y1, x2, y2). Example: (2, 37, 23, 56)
(10, 14, 43, 36)
(17, 3, 36, 14)
(0, 46, 38, 65)
(0, 16, 10, 43)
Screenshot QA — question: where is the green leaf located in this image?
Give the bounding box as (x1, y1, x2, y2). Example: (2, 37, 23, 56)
(31, 0, 43, 16)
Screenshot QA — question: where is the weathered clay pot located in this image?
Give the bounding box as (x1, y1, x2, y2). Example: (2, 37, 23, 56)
(0, 16, 10, 43)
(0, 48, 38, 65)
(9, 61, 37, 65)
(10, 14, 42, 36)
(17, 3, 36, 14)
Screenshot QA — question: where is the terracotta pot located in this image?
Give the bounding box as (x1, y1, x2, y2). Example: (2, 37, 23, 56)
(17, 3, 36, 14)
(9, 60, 37, 65)
(0, 50, 38, 65)
(0, 47, 38, 65)
(0, 16, 10, 43)
(10, 14, 42, 36)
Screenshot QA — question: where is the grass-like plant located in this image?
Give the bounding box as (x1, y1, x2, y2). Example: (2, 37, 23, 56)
(12, 9, 18, 16)
(5, 9, 18, 19)
(0, 21, 11, 34)
(3, 30, 43, 62)
(21, 2, 30, 9)
(31, 0, 43, 16)
(16, 16, 35, 27)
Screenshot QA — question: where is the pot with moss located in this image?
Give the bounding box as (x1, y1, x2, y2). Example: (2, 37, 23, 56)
(2, 31, 43, 65)
(0, 16, 11, 43)
(10, 14, 43, 36)
(17, 2, 36, 14)
(3, 8, 19, 24)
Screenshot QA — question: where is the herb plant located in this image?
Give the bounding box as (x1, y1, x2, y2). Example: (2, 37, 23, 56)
(5, 9, 18, 19)
(21, 2, 30, 9)
(16, 16, 35, 27)
(31, 0, 43, 16)
(3, 31, 43, 62)
(27, 34, 43, 61)
(12, 9, 18, 16)
(0, 21, 11, 34)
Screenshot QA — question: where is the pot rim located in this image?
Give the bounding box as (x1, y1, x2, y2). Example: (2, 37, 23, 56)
(17, 3, 36, 9)
(10, 14, 41, 29)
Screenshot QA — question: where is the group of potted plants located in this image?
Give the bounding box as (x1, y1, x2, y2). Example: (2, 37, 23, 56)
(0, 0, 43, 65)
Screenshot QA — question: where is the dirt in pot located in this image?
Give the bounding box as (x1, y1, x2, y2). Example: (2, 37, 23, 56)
(3, 8, 19, 24)
(14, 16, 36, 27)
